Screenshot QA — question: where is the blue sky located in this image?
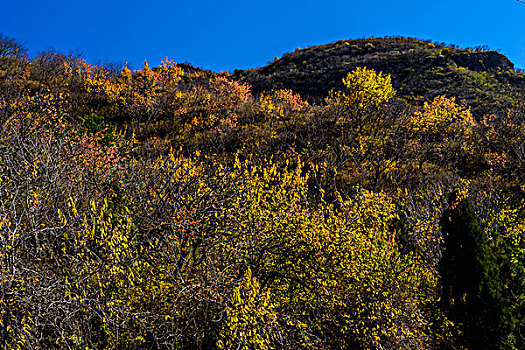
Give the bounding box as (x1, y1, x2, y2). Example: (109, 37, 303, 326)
(1, 0, 525, 71)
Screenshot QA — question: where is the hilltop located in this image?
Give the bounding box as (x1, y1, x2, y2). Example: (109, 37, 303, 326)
(236, 37, 525, 116)
(2, 33, 525, 349)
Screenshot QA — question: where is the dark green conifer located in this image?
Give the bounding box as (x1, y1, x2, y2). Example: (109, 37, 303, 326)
(439, 190, 512, 349)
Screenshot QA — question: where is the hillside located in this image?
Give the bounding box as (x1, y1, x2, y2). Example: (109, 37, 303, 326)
(2, 33, 525, 349)
(238, 37, 525, 116)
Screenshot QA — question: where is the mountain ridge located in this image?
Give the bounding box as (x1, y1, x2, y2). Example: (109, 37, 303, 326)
(233, 37, 524, 116)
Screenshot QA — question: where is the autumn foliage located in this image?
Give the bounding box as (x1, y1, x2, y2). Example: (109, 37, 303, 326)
(1, 34, 525, 349)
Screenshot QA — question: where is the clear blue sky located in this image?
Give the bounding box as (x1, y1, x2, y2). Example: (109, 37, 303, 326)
(1, 0, 525, 72)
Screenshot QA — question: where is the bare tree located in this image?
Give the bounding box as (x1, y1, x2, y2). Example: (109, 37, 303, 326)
(0, 33, 26, 58)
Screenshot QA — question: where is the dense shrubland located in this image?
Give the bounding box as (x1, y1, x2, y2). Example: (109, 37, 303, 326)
(2, 34, 525, 349)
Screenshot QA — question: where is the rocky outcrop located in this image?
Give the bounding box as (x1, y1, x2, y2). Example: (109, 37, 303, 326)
(449, 51, 514, 72)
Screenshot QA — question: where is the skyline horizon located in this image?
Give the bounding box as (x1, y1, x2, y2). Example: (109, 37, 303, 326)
(2, 0, 525, 72)
(1, 33, 521, 73)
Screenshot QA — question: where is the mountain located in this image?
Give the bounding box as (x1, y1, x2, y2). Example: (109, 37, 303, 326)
(236, 37, 525, 116)
(4, 33, 525, 349)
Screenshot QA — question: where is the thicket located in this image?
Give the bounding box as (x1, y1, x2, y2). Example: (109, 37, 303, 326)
(2, 34, 525, 349)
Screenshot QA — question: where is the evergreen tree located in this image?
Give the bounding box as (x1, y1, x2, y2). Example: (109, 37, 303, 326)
(439, 191, 512, 349)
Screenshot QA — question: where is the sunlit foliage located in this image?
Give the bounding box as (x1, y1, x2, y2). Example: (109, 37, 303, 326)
(341, 66, 395, 109)
(2, 33, 525, 349)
